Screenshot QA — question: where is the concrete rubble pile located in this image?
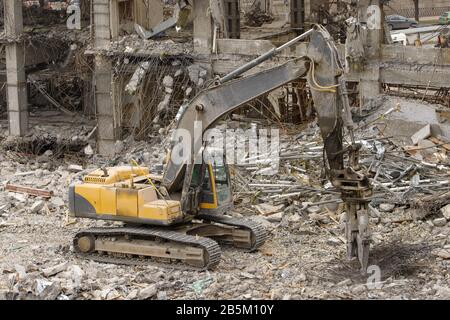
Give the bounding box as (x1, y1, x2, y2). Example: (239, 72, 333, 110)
(103, 35, 194, 57)
(231, 96, 450, 226)
(227, 95, 450, 290)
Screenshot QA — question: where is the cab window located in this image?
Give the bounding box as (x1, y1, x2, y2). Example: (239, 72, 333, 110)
(192, 164, 212, 191)
(202, 166, 212, 191)
(212, 165, 228, 186)
(211, 164, 231, 206)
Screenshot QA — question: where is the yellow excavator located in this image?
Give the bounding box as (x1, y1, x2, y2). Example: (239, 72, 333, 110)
(69, 25, 373, 271)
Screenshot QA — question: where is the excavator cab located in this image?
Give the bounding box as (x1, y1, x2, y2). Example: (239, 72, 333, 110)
(190, 147, 233, 214)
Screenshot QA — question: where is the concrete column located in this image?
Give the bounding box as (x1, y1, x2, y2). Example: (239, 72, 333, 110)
(94, 0, 111, 49)
(290, 0, 305, 33)
(93, 0, 118, 155)
(109, 0, 119, 40)
(224, 0, 240, 39)
(359, 0, 383, 108)
(193, 0, 213, 54)
(5, 0, 28, 136)
(95, 56, 116, 155)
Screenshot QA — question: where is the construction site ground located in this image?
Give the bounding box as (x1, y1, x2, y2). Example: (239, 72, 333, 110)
(0, 202, 449, 300)
(0, 95, 449, 300)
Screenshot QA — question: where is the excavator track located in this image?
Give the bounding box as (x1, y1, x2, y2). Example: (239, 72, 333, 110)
(73, 226, 222, 270)
(197, 214, 268, 251)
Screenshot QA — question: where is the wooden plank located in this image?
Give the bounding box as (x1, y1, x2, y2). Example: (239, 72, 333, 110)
(429, 137, 450, 151)
(5, 184, 53, 198)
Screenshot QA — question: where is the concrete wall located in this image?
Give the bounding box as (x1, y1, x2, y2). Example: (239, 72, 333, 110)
(239, 0, 325, 24)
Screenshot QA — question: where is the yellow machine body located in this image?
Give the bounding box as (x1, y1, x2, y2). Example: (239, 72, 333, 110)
(68, 164, 232, 226)
(69, 166, 184, 226)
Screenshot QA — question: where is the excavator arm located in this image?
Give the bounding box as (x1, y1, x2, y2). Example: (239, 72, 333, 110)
(162, 25, 373, 271)
(162, 58, 309, 192)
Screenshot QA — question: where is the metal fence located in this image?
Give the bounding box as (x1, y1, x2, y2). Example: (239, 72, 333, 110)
(385, 6, 450, 18)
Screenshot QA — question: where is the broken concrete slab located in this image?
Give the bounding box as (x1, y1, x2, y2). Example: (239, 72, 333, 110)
(307, 206, 321, 214)
(411, 125, 432, 145)
(336, 278, 352, 287)
(34, 169, 43, 178)
(199, 69, 208, 78)
(14, 264, 27, 280)
(67, 265, 84, 288)
(288, 213, 301, 223)
(309, 213, 331, 224)
(138, 284, 158, 299)
(375, 97, 450, 144)
(187, 65, 200, 84)
(174, 69, 183, 77)
(42, 262, 68, 277)
(35, 278, 53, 293)
(327, 237, 342, 246)
(185, 87, 193, 98)
(35, 279, 62, 300)
(157, 291, 168, 300)
(162, 75, 174, 88)
(266, 212, 283, 223)
(125, 61, 151, 95)
(30, 200, 45, 214)
(441, 204, 450, 220)
(379, 203, 395, 212)
(433, 218, 447, 227)
(255, 203, 284, 216)
(68, 164, 83, 173)
(126, 289, 139, 300)
(433, 249, 450, 259)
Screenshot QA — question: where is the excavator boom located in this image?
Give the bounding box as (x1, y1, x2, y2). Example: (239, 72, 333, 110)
(162, 25, 373, 271)
(162, 58, 309, 192)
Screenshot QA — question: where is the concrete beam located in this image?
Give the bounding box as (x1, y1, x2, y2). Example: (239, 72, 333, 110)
(380, 65, 450, 88)
(296, 43, 450, 88)
(381, 45, 450, 65)
(5, 0, 28, 136)
(216, 39, 276, 55)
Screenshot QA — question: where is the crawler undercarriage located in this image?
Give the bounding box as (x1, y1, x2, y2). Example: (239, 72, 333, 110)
(74, 214, 267, 269)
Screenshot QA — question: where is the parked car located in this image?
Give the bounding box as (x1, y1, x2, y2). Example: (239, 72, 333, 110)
(385, 15, 418, 30)
(439, 12, 450, 24)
